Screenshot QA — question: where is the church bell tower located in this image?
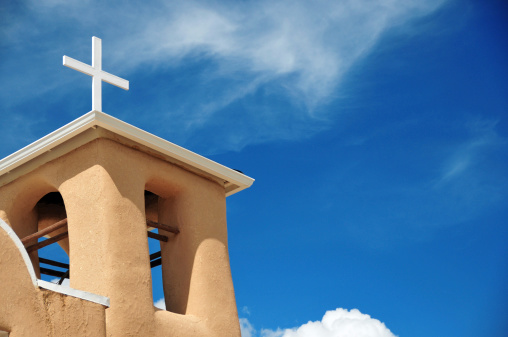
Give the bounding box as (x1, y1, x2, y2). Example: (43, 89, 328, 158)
(0, 37, 253, 337)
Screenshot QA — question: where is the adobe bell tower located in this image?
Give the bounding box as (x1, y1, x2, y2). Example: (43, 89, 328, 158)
(0, 37, 253, 337)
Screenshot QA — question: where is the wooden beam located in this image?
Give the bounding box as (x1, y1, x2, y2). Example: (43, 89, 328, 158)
(147, 220, 179, 234)
(149, 251, 161, 261)
(21, 218, 68, 245)
(150, 258, 162, 268)
(39, 257, 69, 269)
(40, 267, 67, 278)
(25, 232, 68, 253)
(147, 231, 168, 242)
(57, 270, 70, 285)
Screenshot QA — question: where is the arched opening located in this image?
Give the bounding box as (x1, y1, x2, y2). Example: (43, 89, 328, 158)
(144, 190, 179, 311)
(145, 190, 164, 309)
(21, 192, 70, 285)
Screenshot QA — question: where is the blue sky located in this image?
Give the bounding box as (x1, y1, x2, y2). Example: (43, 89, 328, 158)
(1, 0, 507, 336)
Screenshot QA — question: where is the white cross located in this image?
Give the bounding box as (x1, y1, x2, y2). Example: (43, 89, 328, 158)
(63, 36, 129, 112)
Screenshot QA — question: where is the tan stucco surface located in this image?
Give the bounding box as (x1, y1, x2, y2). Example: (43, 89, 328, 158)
(0, 137, 241, 336)
(0, 220, 107, 337)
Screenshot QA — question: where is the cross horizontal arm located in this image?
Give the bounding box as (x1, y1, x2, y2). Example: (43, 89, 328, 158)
(101, 71, 129, 90)
(63, 37, 129, 112)
(63, 56, 94, 76)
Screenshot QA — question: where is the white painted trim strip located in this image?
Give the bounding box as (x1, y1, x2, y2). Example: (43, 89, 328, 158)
(0, 218, 109, 307)
(37, 279, 110, 307)
(0, 112, 97, 176)
(0, 219, 37, 286)
(0, 111, 254, 196)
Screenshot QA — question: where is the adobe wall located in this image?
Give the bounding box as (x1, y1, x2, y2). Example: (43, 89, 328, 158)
(0, 137, 241, 337)
(0, 219, 107, 337)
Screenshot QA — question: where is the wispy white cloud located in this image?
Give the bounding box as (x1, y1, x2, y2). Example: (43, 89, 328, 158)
(117, 0, 446, 109)
(241, 308, 396, 337)
(1, 0, 448, 153)
(426, 117, 508, 226)
(242, 306, 251, 315)
(315, 115, 508, 246)
(436, 118, 505, 185)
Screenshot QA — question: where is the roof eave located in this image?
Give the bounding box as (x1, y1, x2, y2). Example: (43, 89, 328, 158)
(0, 111, 254, 196)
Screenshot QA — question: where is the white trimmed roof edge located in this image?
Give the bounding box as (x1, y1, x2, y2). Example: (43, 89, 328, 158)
(0, 218, 38, 287)
(37, 279, 110, 307)
(0, 111, 254, 196)
(0, 219, 109, 307)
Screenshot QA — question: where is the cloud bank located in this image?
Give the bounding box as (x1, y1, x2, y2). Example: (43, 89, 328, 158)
(242, 308, 396, 337)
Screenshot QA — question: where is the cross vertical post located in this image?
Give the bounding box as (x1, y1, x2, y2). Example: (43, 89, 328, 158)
(92, 37, 102, 112)
(63, 36, 129, 113)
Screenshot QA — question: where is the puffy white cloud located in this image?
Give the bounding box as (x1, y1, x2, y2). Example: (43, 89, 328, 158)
(242, 308, 396, 337)
(240, 318, 256, 337)
(154, 298, 166, 310)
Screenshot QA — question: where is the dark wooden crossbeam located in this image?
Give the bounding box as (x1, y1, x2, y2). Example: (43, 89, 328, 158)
(150, 258, 162, 268)
(57, 270, 70, 285)
(39, 257, 69, 269)
(20, 218, 176, 253)
(40, 267, 67, 278)
(149, 251, 161, 261)
(21, 218, 68, 245)
(147, 220, 179, 234)
(25, 232, 68, 253)
(147, 231, 168, 242)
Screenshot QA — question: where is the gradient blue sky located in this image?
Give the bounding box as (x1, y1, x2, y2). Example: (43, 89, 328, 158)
(1, 0, 507, 336)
